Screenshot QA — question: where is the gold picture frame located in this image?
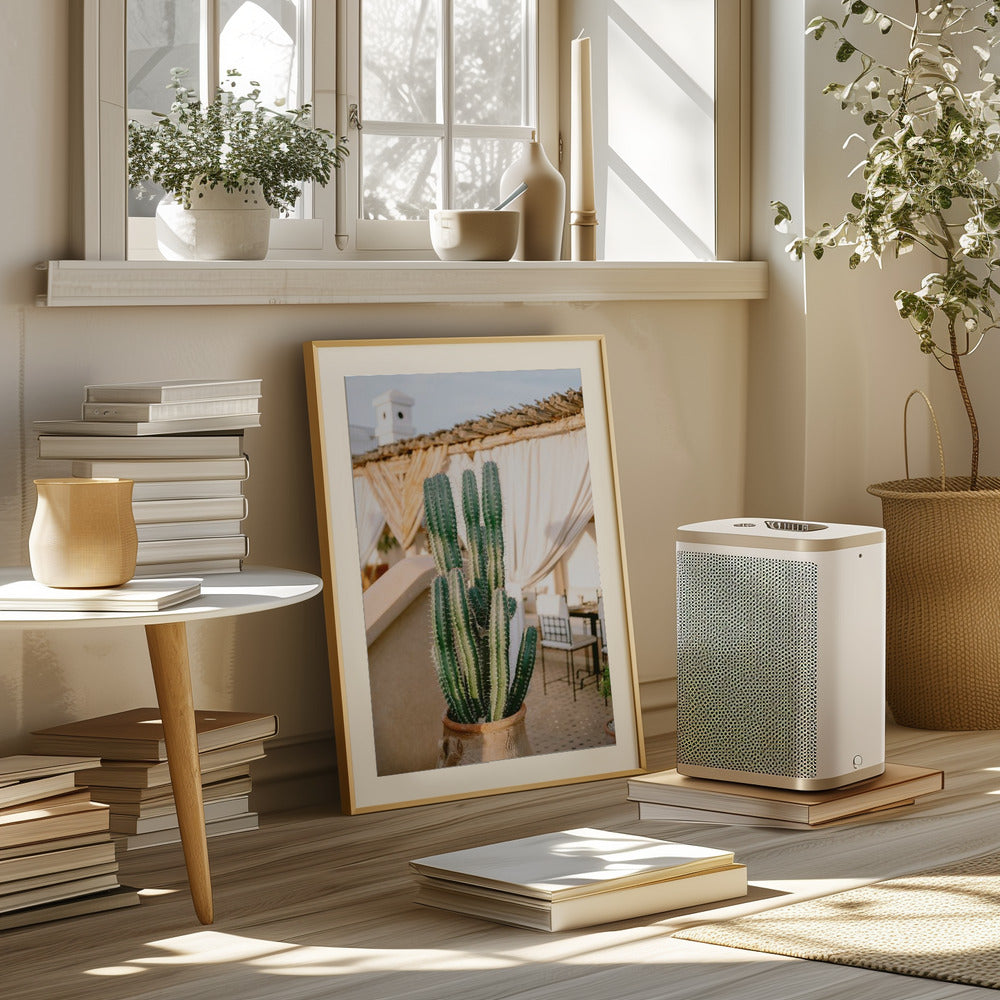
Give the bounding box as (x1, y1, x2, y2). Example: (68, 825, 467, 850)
(304, 335, 644, 813)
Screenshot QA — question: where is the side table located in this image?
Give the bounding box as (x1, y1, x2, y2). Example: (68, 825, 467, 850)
(0, 566, 322, 924)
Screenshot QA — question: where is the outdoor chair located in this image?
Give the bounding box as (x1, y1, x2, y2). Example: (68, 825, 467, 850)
(536, 593, 598, 701)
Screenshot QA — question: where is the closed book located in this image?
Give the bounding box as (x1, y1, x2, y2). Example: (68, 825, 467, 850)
(78, 755, 258, 791)
(0, 755, 101, 783)
(38, 434, 245, 460)
(0, 772, 79, 810)
(0, 832, 111, 863)
(108, 794, 250, 835)
(415, 864, 748, 932)
(134, 558, 244, 577)
(0, 790, 96, 823)
(116, 811, 259, 851)
(635, 798, 918, 830)
(135, 535, 249, 566)
(0, 871, 122, 914)
(0, 840, 117, 884)
(626, 763, 944, 824)
(136, 519, 244, 542)
(72, 455, 250, 482)
(32, 708, 277, 762)
(34, 413, 261, 436)
(0, 860, 120, 899)
(132, 480, 247, 502)
(132, 496, 248, 522)
(85, 378, 263, 403)
(82, 397, 260, 422)
(0, 578, 201, 612)
(0, 884, 140, 930)
(0, 802, 110, 850)
(410, 829, 735, 900)
(89, 775, 253, 812)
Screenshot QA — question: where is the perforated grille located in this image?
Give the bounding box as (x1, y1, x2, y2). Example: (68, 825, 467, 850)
(676, 550, 819, 778)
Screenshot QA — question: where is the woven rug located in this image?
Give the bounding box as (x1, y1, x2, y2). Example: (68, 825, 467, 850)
(675, 850, 1000, 990)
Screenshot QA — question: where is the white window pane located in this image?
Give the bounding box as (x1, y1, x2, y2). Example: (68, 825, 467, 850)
(362, 0, 440, 124)
(452, 137, 519, 209)
(363, 135, 440, 220)
(219, 0, 301, 110)
(453, 0, 525, 127)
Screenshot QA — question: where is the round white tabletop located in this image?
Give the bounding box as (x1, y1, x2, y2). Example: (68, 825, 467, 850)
(0, 565, 323, 629)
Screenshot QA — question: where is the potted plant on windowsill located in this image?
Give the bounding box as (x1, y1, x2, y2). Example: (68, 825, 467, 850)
(127, 68, 348, 261)
(423, 462, 538, 767)
(772, 1, 1000, 729)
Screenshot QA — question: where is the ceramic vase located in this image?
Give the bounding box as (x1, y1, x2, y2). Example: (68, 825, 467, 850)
(155, 179, 271, 261)
(498, 135, 566, 260)
(29, 478, 138, 588)
(437, 703, 531, 767)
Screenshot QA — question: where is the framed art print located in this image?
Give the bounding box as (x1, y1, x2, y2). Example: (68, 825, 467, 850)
(304, 335, 644, 813)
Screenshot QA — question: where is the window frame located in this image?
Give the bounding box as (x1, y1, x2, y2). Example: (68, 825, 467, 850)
(79, 0, 749, 264)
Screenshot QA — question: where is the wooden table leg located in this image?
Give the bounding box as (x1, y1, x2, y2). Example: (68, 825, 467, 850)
(144, 621, 214, 924)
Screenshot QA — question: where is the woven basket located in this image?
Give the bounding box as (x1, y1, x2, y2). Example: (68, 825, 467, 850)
(869, 392, 1000, 728)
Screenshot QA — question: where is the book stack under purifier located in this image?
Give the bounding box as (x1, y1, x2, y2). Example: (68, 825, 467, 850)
(410, 827, 748, 932)
(30, 708, 277, 852)
(627, 763, 945, 830)
(35, 377, 262, 576)
(0, 755, 140, 929)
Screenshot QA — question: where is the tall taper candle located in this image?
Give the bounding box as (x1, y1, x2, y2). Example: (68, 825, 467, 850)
(571, 32, 597, 261)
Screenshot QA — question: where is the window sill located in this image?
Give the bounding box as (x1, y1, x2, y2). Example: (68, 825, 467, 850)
(42, 259, 768, 307)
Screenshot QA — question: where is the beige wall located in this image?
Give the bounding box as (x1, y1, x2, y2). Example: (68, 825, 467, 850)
(0, 3, 750, 770)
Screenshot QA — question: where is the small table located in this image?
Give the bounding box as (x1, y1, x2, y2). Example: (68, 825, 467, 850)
(0, 566, 322, 925)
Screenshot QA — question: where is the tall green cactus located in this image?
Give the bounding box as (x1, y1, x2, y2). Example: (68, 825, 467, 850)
(423, 461, 537, 724)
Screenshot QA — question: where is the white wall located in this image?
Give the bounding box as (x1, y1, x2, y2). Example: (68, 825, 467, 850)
(0, 2, 750, 785)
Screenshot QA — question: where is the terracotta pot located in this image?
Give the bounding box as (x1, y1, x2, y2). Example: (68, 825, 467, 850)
(29, 478, 138, 588)
(155, 180, 271, 260)
(437, 702, 531, 767)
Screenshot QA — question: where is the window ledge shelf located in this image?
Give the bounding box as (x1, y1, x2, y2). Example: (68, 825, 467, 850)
(43, 259, 768, 308)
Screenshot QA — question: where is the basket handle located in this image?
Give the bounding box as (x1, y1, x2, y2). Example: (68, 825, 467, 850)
(903, 389, 946, 490)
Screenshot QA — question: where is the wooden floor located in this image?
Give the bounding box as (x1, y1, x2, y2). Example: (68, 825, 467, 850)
(5, 724, 1000, 999)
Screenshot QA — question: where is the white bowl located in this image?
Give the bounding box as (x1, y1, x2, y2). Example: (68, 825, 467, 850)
(429, 209, 519, 261)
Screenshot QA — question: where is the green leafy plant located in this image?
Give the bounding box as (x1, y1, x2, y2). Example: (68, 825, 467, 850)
(423, 462, 537, 725)
(772, 1, 1000, 488)
(127, 67, 348, 212)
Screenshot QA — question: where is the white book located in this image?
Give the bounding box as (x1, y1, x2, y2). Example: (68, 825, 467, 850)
(132, 496, 248, 523)
(410, 828, 736, 900)
(85, 378, 263, 403)
(38, 434, 245, 460)
(132, 481, 246, 502)
(635, 799, 918, 830)
(415, 863, 748, 932)
(136, 519, 244, 542)
(0, 578, 201, 612)
(34, 413, 261, 436)
(135, 535, 248, 566)
(134, 558, 243, 577)
(72, 456, 250, 482)
(82, 396, 260, 422)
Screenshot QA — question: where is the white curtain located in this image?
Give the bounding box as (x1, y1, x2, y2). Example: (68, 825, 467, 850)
(353, 474, 386, 567)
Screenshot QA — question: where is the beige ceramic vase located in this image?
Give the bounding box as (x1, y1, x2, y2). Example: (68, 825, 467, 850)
(29, 478, 138, 588)
(498, 132, 566, 260)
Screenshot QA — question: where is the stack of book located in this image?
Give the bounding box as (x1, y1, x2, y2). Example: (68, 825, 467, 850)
(0, 754, 140, 929)
(35, 377, 261, 576)
(627, 762, 945, 830)
(30, 708, 277, 851)
(410, 827, 747, 932)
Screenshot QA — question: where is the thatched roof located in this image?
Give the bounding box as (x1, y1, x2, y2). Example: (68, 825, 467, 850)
(353, 388, 584, 466)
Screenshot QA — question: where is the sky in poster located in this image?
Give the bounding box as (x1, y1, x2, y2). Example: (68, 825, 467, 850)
(345, 368, 582, 436)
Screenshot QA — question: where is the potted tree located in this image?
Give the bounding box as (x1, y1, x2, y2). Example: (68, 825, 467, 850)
(422, 462, 538, 766)
(772, 1, 1000, 728)
(127, 68, 348, 260)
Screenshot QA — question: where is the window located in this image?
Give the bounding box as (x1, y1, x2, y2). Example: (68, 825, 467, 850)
(81, 0, 747, 264)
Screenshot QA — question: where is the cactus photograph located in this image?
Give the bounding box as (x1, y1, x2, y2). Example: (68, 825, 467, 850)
(345, 366, 615, 776)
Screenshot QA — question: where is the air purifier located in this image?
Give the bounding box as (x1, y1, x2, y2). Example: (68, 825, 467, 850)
(675, 517, 886, 790)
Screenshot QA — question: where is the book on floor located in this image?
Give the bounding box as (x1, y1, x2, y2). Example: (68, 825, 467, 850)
(37, 434, 246, 460)
(31, 708, 278, 762)
(75, 753, 260, 791)
(0, 755, 101, 783)
(410, 828, 746, 931)
(81, 397, 260, 423)
(115, 811, 259, 851)
(84, 773, 253, 806)
(0, 801, 110, 850)
(0, 832, 112, 863)
(0, 840, 118, 885)
(626, 762, 944, 825)
(34, 413, 261, 436)
(0, 884, 140, 930)
(0, 859, 121, 900)
(0, 578, 201, 612)
(108, 794, 251, 835)
(71, 455, 250, 482)
(84, 378, 263, 404)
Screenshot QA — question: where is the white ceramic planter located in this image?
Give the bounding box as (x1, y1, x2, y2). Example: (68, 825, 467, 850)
(155, 180, 271, 260)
